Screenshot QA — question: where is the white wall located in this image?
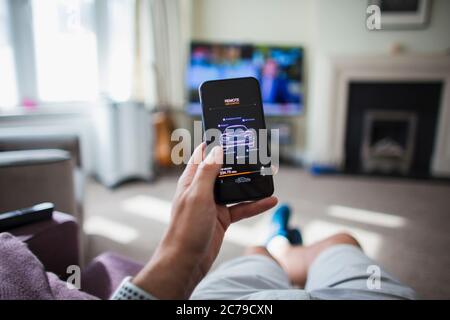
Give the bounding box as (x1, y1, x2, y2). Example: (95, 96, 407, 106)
(191, 0, 450, 164)
(315, 0, 450, 55)
(192, 0, 313, 45)
(308, 0, 450, 165)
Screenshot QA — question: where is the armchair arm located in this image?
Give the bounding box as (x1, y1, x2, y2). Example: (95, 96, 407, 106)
(0, 135, 85, 224)
(7, 211, 80, 280)
(0, 149, 78, 218)
(0, 133, 82, 167)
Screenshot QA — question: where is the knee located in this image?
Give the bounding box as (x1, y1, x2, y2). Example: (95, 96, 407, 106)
(329, 233, 361, 248)
(244, 246, 272, 257)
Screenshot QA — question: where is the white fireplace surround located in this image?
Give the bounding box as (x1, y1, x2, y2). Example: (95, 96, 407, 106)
(323, 54, 450, 177)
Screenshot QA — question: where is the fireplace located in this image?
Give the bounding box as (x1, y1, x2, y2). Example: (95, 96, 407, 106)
(361, 111, 417, 174)
(309, 55, 450, 178)
(345, 82, 442, 177)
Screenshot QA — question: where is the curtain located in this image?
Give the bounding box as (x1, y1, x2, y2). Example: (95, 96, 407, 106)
(134, 0, 191, 110)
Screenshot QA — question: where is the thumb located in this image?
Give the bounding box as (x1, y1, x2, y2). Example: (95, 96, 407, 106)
(192, 146, 223, 192)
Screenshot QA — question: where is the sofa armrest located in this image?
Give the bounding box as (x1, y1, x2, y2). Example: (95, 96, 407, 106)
(0, 133, 82, 167)
(8, 211, 80, 280)
(0, 149, 78, 219)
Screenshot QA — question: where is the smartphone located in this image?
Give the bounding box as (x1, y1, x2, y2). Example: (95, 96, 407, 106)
(199, 77, 274, 204)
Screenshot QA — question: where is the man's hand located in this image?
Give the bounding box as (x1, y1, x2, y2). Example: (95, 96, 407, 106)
(133, 143, 278, 299)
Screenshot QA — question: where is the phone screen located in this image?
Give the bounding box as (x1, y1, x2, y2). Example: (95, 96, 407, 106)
(200, 77, 274, 204)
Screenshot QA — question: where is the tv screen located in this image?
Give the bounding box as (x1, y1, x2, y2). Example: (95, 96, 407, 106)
(186, 42, 304, 116)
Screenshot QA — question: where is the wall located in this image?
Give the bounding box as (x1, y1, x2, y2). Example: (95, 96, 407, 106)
(192, 0, 313, 45)
(314, 0, 450, 55)
(308, 0, 450, 164)
(191, 0, 450, 164)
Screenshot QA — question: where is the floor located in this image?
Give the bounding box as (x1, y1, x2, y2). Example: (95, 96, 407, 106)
(84, 166, 450, 299)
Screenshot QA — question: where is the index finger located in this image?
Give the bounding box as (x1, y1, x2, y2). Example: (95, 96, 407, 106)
(176, 143, 205, 194)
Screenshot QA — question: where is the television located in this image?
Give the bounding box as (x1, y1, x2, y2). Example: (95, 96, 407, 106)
(186, 42, 304, 116)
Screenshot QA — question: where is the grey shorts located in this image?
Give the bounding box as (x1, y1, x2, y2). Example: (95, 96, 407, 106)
(191, 244, 417, 300)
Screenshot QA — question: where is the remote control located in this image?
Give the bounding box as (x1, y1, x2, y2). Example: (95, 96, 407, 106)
(0, 202, 54, 232)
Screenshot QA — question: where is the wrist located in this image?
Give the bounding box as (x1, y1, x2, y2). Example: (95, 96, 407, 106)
(161, 223, 208, 261)
(133, 241, 203, 299)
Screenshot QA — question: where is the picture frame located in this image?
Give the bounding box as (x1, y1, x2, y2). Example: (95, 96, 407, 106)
(369, 0, 431, 29)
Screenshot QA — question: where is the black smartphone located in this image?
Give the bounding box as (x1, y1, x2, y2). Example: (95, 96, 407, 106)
(199, 77, 274, 204)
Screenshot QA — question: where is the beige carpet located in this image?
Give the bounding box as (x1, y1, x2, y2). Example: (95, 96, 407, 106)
(84, 166, 450, 299)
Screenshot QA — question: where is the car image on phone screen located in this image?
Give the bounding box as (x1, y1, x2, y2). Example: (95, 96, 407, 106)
(199, 77, 274, 204)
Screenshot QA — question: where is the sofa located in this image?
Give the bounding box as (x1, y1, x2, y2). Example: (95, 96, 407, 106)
(0, 134, 144, 299)
(0, 212, 143, 300)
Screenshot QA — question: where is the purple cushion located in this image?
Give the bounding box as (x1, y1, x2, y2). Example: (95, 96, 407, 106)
(0, 233, 95, 300)
(9, 212, 79, 280)
(81, 252, 144, 299)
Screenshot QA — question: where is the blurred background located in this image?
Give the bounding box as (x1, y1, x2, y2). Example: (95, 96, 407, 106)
(1, 0, 450, 299)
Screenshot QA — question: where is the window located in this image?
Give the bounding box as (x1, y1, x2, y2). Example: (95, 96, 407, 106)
(1, 0, 139, 108)
(31, 0, 98, 102)
(0, 0, 18, 107)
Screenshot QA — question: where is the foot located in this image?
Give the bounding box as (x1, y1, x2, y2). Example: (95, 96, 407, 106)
(288, 228, 303, 246)
(266, 204, 302, 246)
(267, 204, 290, 242)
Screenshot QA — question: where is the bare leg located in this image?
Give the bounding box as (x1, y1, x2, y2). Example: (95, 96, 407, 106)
(244, 246, 277, 262)
(244, 246, 272, 258)
(245, 233, 360, 288)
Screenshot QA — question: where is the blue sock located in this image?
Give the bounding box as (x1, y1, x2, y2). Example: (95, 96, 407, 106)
(270, 204, 290, 237)
(266, 204, 303, 245)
